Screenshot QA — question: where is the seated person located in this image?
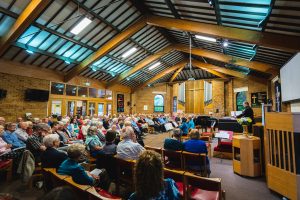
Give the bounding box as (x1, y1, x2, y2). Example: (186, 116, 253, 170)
(129, 150, 180, 200)
(179, 118, 188, 135)
(183, 129, 210, 175)
(26, 123, 50, 162)
(58, 143, 111, 190)
(163, 129, 183, 151)
(103, 130, 117, 155)
(116, 127, 145, 160)
(41, 134, 67, 169)
(15, 122, 29, 142)
(85, 126, 104, 158)
(0, 125, 12, 155)
(2, 122, 25, 149)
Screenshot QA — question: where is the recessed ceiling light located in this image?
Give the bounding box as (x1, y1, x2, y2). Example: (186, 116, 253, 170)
(122, 47, 137, 58)
(195, 35, 216, 42)
(71, 17, 92, 35)
(149, 62, 161, 70)
(26, 49, 34, 54)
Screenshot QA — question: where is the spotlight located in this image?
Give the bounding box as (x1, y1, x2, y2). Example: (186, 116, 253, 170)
(126, 77, 130, 81)
(223, 40, 229, 48)
(91, 66, 97, 72)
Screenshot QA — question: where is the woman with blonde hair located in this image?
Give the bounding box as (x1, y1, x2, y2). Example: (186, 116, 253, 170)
(129, 150, 180, 200)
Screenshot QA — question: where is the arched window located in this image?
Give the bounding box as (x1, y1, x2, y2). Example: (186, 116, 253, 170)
(154, 94, 164, 112)
(236, 91, 247, 111)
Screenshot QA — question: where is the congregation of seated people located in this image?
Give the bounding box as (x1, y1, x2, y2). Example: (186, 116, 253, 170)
(0, 113, 214, 199)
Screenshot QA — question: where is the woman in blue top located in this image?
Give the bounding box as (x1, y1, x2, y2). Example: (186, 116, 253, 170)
(187, 116, 195, 129)
(85, 126, 103, 158)
(179, 118, 188, 135)
(58, 143, 111, 190)
(129, 150, 180, 200)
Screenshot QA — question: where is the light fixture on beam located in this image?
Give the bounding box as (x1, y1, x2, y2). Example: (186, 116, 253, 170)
(65, 60, 71, 65)
(223, 40, 229, 48)
(195, 35, 217, 42)
(91, 65, 97, 72)
(70, 17, 92, 35)
(126, 77, 130, 81)
(148, 62, 161, 70)
(122, 47, 137, 58)
(26, 49, 34, 54)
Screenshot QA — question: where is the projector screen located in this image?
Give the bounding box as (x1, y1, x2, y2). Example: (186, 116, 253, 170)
(280, 52, 300, 102)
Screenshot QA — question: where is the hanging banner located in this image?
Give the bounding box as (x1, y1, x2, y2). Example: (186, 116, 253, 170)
(117, 94, 124, 113)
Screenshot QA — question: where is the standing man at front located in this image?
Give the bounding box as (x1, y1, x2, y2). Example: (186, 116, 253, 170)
(236, 101, 254, 133)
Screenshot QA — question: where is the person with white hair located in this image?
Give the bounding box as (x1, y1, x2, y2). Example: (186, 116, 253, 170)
(116, 127, 145, 160)
(41, 134, 67, 169)
(81, 119, 90, 139)
(15, 121, 29, 142)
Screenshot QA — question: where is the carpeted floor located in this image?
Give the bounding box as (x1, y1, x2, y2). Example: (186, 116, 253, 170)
(0, 132, 282, 200)
(144, 132, 282, 200)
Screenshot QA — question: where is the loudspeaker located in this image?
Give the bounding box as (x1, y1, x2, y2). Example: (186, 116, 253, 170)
(127, 101, 131, 106)
(0, 89, 7, 99)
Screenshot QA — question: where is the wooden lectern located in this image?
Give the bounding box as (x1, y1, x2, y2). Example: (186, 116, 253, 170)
(232, 135, 261, 177)
(264, 112, 300, 200)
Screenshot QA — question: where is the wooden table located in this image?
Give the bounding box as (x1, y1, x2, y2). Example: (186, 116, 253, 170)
(232, 135, 261, 177)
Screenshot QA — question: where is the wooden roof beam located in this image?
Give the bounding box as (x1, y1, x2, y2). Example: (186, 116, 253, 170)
(64, 17, 147, 82)
(169, 66, 184, 82)
(0, 0, 51, 56)
(146, 15, 300, 52)
(174, 44, 278, 75)
(192, 60, 245, 79)
(134, 60, 187, 91)
(192, 61, 229, 79)
(107, 45, 174, 88)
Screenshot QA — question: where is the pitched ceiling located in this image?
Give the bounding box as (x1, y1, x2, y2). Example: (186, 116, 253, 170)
(0, 0, 298, 89)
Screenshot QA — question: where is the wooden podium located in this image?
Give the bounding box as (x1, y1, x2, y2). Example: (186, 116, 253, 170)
(264, 112, 300, 200)
(232, 135, 261, 177)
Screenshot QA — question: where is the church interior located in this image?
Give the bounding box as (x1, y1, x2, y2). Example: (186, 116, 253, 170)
(0, 0, 300, 199)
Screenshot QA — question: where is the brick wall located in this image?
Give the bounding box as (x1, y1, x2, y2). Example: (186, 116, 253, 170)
(0, 73, 50, 122)
(204, 80, 225, 118)
(225, 78, 268, 117)
(132, 84, 172, 114)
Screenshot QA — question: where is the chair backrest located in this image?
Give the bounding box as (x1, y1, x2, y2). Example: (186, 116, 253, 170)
(144, 146, 163, 155)
(182, 151, 207, 176)
(162, 149, 183, 169)
(163, 168, 185, 199)
(96, 154, 117, 180)
(115, 157, 135, 181)
(200, 136, 210, 142)
(184, 172, 222, 200)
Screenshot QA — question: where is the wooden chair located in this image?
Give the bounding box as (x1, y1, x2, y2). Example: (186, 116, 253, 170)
(182, 151, 208, 177)
(163, 149, 183, 170)
(28, 162, 43, 189)
(87, 187, 121, 200)
(63, 176, 91, 199)
(115, 157, 136, 195)
(148, 126, 155, 134)
(164, 168, 185, 199)
(0, 159, 13, 181)
(144, 146, 163, 156)
(184, 172, 225, 200)
(48, 168, 70, 187)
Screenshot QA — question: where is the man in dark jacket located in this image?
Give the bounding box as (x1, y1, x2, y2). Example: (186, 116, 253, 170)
(237, 101, 254, 132)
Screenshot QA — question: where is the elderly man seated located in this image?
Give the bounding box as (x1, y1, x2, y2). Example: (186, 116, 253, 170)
(26, 123, 50, 162)
(41, 134, 67, 169)
(2, 123, 25, 149)
(183, 129, 211, 176)
(116, 127, 145, 160)
(15, 121, 29, 142)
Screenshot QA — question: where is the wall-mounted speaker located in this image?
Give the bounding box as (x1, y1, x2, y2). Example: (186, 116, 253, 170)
(0, 89, 7, 99)
(127, 101, 131, 106)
